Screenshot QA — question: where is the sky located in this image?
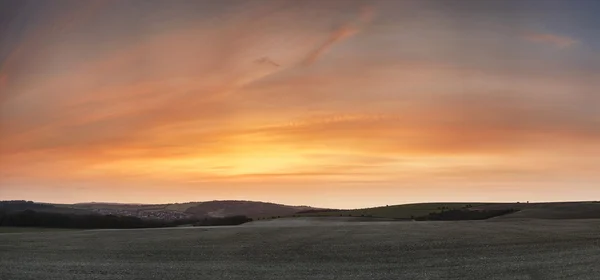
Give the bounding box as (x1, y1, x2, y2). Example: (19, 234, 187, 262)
(1, 0, 599, 209)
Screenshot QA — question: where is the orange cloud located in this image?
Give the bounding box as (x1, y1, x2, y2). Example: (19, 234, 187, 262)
(1, 3, 338, 154)
(4, 53, 598, 182)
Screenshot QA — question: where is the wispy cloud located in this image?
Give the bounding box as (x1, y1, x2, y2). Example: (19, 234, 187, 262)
(303, 6, 375, 66)
(0, 1, 110, 103)
(522, 32, 579, 49)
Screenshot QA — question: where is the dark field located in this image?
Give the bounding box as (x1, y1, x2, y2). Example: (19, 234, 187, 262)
(0, 227, 74, 233)
(1, 218, 600, 280)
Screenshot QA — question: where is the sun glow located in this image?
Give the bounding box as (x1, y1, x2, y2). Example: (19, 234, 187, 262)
(82, 147, 315, 179)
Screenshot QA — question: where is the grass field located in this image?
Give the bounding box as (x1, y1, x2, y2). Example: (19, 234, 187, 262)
(1, 218, 599, 280)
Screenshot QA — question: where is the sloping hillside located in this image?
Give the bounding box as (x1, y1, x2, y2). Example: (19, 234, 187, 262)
(164, 202, 203, 212)
(488, 202, 600, 220)
(1, 200, 323, 220)
(184, 200, 317, 218)
(72, 203, 167, 211)
(0, 201, 92, 215)
(298, 201, 600, 220)
(297, 203, 495, 219)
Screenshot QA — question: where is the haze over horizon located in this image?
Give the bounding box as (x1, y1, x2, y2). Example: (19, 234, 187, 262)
(1, 0, 599, 209)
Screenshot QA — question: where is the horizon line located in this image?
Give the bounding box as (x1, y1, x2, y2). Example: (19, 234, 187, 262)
(3, 199, 599, 211)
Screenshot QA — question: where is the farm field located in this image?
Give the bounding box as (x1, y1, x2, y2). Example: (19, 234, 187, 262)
(1, 218, 600, 280)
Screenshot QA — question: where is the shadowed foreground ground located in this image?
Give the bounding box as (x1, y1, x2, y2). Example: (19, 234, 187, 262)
(1, 218, 600, 280)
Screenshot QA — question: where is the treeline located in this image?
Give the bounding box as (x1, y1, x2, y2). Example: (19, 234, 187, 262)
(0, 210, 252, 229)
(295, 209, 342, 214)
(0, 209, 195, 229)
(0, 200, 58, 211)
(414, 209, 518, 221)
(193, 215, 252, 226)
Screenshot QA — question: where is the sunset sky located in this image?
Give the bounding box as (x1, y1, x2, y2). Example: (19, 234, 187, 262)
(1, 0, 599, 208)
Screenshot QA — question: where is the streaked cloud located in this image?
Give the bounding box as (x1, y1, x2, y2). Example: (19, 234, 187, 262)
(522, 32, 579, 49)
(303, 5, 375, 66)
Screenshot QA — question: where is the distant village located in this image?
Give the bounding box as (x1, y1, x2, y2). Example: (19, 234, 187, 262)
(90, 208, 193, 220)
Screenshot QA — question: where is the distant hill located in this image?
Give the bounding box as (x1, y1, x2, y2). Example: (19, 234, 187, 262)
(297, 201, 600, 220)
(7, 200, 599, 222)
(1, 200, 324, 220)
(0, 201, 92, 215)
(73, 202, 168, 210)
(296, 202, 492, 219)
(165, 202, 204, 212)
(486, 202, 600, 220)
(183, 200, 316, 218)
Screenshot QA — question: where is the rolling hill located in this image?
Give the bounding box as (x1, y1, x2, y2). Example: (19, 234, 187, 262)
(4, 200, 600, 222)
(1, 200, 324, 220)
(485, 202, 600, 220)
(0, 201, 93, 215)
(296, 201, 600, 220)
(295, 202, 493, 219)
(183, 200, 316, 218)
